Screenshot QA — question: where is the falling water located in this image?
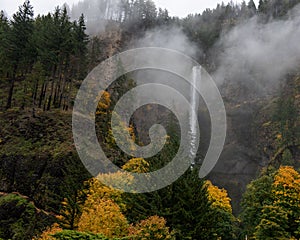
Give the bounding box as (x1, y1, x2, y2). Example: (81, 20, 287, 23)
(189, 66, 201, 166)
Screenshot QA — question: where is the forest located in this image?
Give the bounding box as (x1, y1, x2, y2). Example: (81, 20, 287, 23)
(0, 0, 300, 239)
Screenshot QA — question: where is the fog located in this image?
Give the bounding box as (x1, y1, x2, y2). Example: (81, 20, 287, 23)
(213, 4, 300, 96)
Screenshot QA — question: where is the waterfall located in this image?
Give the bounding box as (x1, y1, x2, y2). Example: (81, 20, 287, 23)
(189, 66, 201, 165)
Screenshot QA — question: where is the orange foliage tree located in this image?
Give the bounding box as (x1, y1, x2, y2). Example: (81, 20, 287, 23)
(129, 216, 174, 240)
(76, 158, 151, 238)
(78, 199, 129, 238)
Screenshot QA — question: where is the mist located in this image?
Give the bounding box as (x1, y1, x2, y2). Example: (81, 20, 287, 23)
(213, 4, 300, 97)
(130, 4, 300, 103)
(129, 27, 211, 154)
(130, 27, 202, 107)
(71, 0, 122, 33)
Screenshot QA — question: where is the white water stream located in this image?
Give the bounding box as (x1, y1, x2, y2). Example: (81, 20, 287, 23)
(189, 66, 201, 165)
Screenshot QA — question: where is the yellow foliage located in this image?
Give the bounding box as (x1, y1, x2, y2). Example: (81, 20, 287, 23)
(206, 180, 232, 213)
(274, 166, 300, 189)
(96, 171, 135, 196)
(262, 121, 272, 127)
(276, 134, 283, 140)
(35, 223, 62, 240)
(122, 158, 150, 173)
(129, 216, 174, 240)
(106, 112, 136, 152)
(78, 199, 129, 238)
(273, 166, 300, 206)
(96, 91, 111, 115)
(84, 158, 151, 216)
(84, 177, 126, 211)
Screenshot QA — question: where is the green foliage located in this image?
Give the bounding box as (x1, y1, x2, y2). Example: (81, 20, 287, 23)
(240, 168, 275, 237)
(0, 1, 88, 111)
(258, 0, 268, 13)
(0, 194, 51, 240)
(121, 114, 236, 239)
(168, 169, 235, 240)
(254, 205, 291, 240)
(0, 110, 90, 236)
(273, 96, 298, 148)
(124, 168, 236, 239)
(282, 149, 294, 166)
(52, 230, 132, 239)
(95, 74, 137, 167)
(0, 11, 10, 78)
(241, 166, 300, 239)
(57, 155, 90, 230)
(52, 230, 110, 239)
(4, 0, 35, 109)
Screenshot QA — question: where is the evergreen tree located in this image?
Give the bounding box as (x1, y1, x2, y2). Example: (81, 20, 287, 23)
(258, 0, 268, 14)
(247, 0, 257, 16)
(72, 14, 89, 80)
(142, 0, 157, 29)
(6, 0, 34, 109)
(0, 10, 9, 87)
(157, 8, 170, 25)
(254, 205, 291, 240)
(240, 168, 275, 238)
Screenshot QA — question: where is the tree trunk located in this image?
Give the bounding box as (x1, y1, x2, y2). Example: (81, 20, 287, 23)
(6, 64, 18, 109)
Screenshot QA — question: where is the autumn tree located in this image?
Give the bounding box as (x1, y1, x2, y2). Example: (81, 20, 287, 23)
(78, 199, 129, 238)
(129, 216, 174, 239)
(270, 166, 300, 238)
(206, 180, 232, 212)
(75, 158, 151, 238)
(241, 166, 300, 239)
(206, 180, 236, 239)
(122, 158, 150, 173)
(36, 223, 62, 240)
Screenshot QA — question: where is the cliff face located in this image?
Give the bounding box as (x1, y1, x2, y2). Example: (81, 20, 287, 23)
(209, 73, 300, 213)
(208, 102, 262, 213)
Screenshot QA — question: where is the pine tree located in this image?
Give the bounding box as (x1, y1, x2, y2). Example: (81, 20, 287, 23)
(72, 14, 88, 80)
(6, 0, 34, 109)
(142, 0, 157, 29)
(247, 0, 257, 16)
(258, 0, 269, 14)
(157, 8, 170, 25)
(254, 205, 290, 240)
(0, 10, 10, 89)
(240, 168, 275, 238)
